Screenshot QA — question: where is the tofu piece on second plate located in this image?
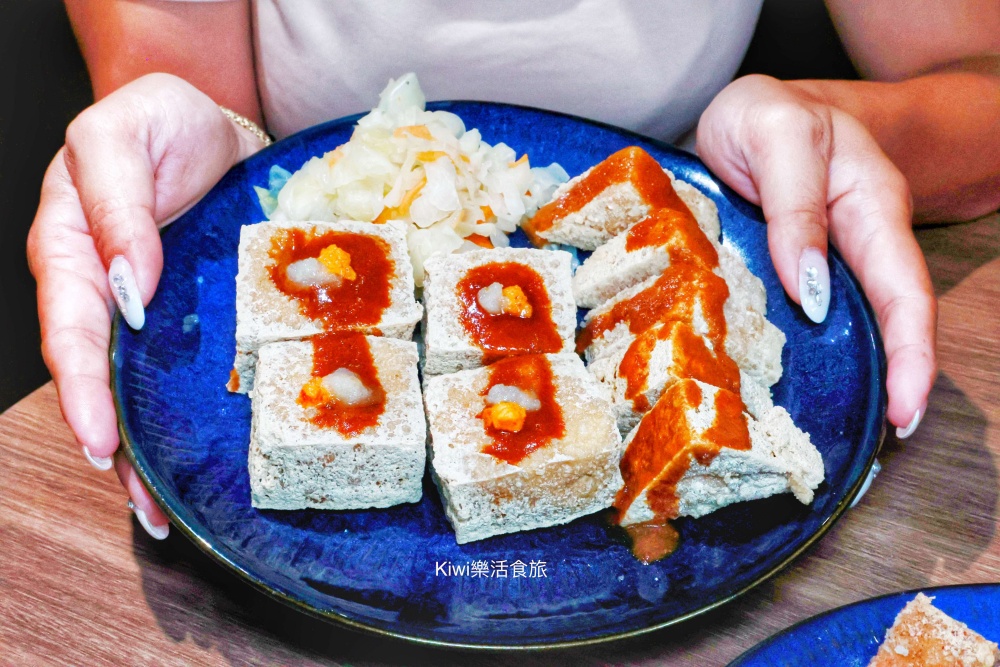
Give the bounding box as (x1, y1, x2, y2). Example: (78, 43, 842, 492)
(424, 353, 622, 544)
(869, 593, 1000, 667)
(248, 333, 425, 510)
(232, 219, 422, 393)
(421, 247, 577, 376)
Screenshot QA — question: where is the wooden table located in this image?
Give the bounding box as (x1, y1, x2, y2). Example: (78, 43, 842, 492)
(3, 215, 999, 666)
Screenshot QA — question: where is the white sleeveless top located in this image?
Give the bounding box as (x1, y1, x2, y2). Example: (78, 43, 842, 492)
(173, 0, 762, 141)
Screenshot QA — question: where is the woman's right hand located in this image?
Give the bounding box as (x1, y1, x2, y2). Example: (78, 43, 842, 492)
(27, 73, 266, 539)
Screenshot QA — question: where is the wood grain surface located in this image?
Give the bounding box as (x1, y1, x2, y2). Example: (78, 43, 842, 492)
(2, 214, 999, 667)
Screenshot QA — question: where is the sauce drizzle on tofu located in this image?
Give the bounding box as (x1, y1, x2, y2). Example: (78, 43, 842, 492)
(613, 380, 751, 562)
(545, 146, 758, 563)
(268, 228, 394, 330)
(478, 355, 565, 465)
(616, 207, 738, 411)
(624, 207, 715, 263)
(619, 321, 741, 413)
(457, 262, 563, 363)
(298, 332, 387, 436)
(525, 146, 685, 235)
(577, 264, 729, 353)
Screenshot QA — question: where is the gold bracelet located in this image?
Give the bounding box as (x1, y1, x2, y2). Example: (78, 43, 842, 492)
(219, 106, 273, 147)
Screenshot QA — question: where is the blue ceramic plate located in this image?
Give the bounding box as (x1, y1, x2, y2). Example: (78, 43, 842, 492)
(113, 102, 886, 649)
(729, 584, 1000, 666)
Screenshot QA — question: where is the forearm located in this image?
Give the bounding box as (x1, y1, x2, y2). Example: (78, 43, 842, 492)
(818, 0, 1000, 222)
(788, 72, 1000, 222)
(65, 0, 262, 124)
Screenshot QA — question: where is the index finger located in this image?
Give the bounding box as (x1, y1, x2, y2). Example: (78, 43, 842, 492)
(64, 102, 163, 315)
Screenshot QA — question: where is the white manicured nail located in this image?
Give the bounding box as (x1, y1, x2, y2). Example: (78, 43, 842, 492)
(850, 459, 881, 508)
(108, 255, 145, 330)
(82, 446, 113, 471)
(131, 503, 169, 540)
(798, 247, 830, 324)
(896, 407, 924, 439)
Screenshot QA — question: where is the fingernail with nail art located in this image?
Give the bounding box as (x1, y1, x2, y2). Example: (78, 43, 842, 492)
(108, 255, 145, 330)
(798, 247, 830, 324)
(896, 406, 924, 439)
(82, 446, 113, 471)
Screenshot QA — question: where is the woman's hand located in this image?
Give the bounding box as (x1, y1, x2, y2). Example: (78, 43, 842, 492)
(697, 74, 936, 438)
(27, 73, 266, 538)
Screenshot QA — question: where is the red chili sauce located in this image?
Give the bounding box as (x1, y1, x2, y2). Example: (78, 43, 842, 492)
(624, 207, 717, 269)
(618, 321, 741, 413)
(526, 146, 685, 237)
(478, 355, 565, 465)
(613, 380, 751, 562)
(268, 227, 394, 331)
(297, 332, 387, 437)
(618, 196, 742, 409)
(227, 369, 241, 392)
(534, 146, 754, 564)
(457, 262, 563, 364)
(624, 522, 681, 565)
(578, 264, 730, 353)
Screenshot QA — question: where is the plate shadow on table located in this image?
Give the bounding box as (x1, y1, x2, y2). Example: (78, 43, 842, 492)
(918, 213, 1000, 298)
(871, 371, 996, 580)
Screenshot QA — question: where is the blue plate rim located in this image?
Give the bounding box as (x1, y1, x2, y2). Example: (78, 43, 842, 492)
(727, 582, 1000, 666)
(112, 99, 888, 651)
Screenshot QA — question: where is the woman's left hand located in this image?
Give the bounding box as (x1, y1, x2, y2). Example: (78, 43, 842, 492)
(697, 74, 936, 438)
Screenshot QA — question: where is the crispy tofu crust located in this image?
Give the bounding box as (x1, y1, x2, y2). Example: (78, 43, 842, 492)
(869, 593, 999, 667)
